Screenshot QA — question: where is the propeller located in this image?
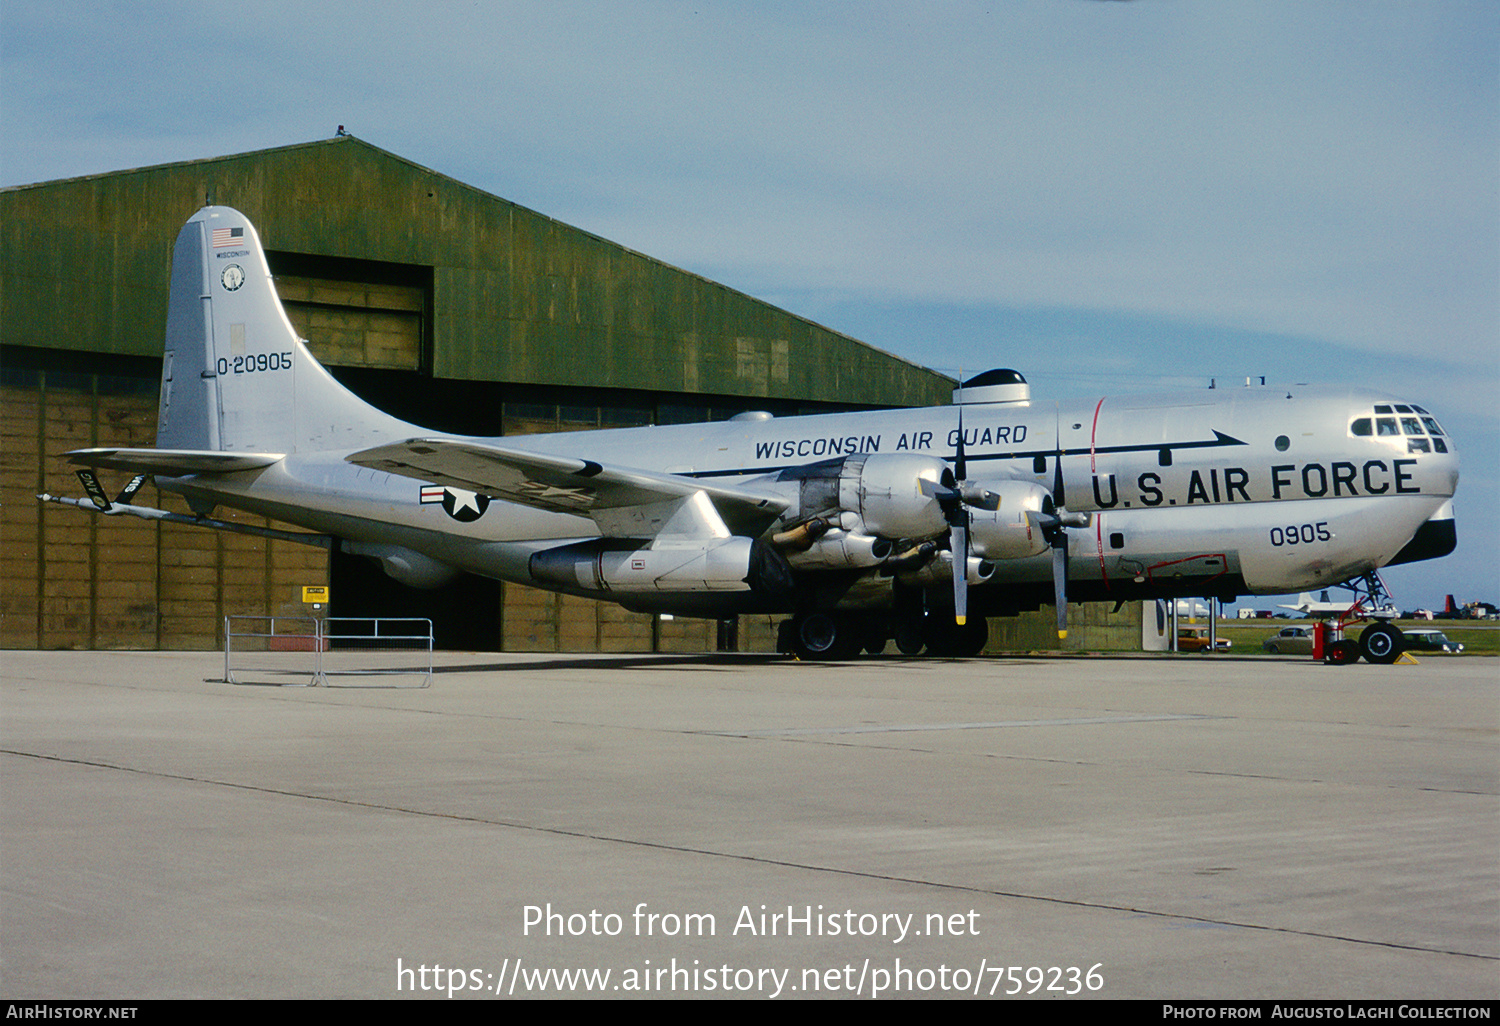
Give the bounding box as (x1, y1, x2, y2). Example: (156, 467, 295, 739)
(1032, 412, 1090, 640)
(930, 403, 1000, 627)
(950, 416, 971, 625)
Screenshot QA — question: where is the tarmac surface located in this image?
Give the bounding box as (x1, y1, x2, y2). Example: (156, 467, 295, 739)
(2, 648, 1496, 1000)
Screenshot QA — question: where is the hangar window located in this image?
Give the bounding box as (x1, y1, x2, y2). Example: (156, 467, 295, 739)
(658, 403, 712, 425)
(268, 252, 430, 373)
(504, 403, 558, 435)
(559, 405, 600, 428)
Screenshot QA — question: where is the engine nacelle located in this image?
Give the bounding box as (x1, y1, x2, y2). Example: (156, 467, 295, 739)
(967, 480, 1053, 560)
(531, 537, 760, 593)
(785, 529, 894, 570)
(894, 550, 995, 587)
(838, 453, 952, 541)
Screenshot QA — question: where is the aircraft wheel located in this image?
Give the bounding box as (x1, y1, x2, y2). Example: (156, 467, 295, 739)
(1359, 622, 1404, 665)
(922, 618, 956, 657)
(922, 616, 987, 657)
(893, 621, 925, 656)
(951, 618, 989, 658)
(794, 613, 861, 660)
(1326, 639, 1360, 665)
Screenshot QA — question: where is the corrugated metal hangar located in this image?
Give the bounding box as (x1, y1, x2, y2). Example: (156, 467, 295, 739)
(2, 135, 966, 652)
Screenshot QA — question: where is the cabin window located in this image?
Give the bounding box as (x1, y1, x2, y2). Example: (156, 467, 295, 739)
(1421, 417, 1444, 436)
(1274, 435, 1290, 451)
(1400, 417, 1423, 436)
(1407, 438, 1430, 453)
(1376, 418, 1399, 436)
(1351, 418, 1372, 436)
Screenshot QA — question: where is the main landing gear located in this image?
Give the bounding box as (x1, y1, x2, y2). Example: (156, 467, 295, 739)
(779, 611, 988, 660)
(1323, 571, 1406, 666)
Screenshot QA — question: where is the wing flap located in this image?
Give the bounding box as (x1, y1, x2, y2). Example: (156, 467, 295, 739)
(348, 438, 788, 536)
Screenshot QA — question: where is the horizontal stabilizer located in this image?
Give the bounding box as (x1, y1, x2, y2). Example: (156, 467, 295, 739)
(348, 438, 789, 536)
(66, 448, 284, 475)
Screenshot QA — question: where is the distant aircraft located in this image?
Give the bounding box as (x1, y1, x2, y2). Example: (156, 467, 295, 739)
(42, 207, 1460, 662)
(1278, 590, 1363, 618)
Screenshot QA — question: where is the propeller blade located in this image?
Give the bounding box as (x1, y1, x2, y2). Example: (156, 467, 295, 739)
(955, 405, 967, 483)
(1052, 532, 1069, 640)
(1052, 411, 1066, 510)
(952, 517, 968, 625)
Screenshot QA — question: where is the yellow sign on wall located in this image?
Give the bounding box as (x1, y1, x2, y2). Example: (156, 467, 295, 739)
(302, 586, 330, 604)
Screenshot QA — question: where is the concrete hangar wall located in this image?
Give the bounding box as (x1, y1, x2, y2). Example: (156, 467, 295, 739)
(1, 136, 959, 653)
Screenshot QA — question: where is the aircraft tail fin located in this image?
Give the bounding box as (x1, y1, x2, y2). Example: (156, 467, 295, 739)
(155, 206, 416, 455)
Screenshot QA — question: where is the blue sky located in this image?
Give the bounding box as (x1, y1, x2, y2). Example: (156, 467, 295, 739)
(4, 1, 1496, 609)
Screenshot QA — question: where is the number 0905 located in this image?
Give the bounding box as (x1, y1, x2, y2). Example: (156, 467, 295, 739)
(1270, 522, 1331, 546)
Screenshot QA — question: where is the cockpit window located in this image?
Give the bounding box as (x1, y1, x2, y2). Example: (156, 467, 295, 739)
(1355, 403, 1451, 454)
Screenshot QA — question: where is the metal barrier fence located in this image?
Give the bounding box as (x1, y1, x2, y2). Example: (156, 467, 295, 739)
(223, 616, 432, 688)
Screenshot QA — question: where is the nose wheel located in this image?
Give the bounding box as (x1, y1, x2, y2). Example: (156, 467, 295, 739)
(1358, 622, 1404, 664)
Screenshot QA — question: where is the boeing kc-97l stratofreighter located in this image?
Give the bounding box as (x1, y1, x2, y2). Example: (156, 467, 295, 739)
(44, 206, 1460, 661)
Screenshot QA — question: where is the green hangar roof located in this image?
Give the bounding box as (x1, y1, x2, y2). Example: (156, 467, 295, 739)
(1, 136, 951, 408)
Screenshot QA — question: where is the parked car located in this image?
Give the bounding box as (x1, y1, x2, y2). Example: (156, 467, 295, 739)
(1177, 626, 1231, 652)
(1401, 629, 1464, 654)
(1262, 625, 1316, 655)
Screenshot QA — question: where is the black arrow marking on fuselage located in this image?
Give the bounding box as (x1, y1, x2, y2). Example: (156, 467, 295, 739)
(684, 430, 1248, 480)
(956, 429, 1249, 465)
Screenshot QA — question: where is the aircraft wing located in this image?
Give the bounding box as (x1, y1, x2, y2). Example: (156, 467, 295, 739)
(347, 437, 789, 537)
(67, 448, 284, 474)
